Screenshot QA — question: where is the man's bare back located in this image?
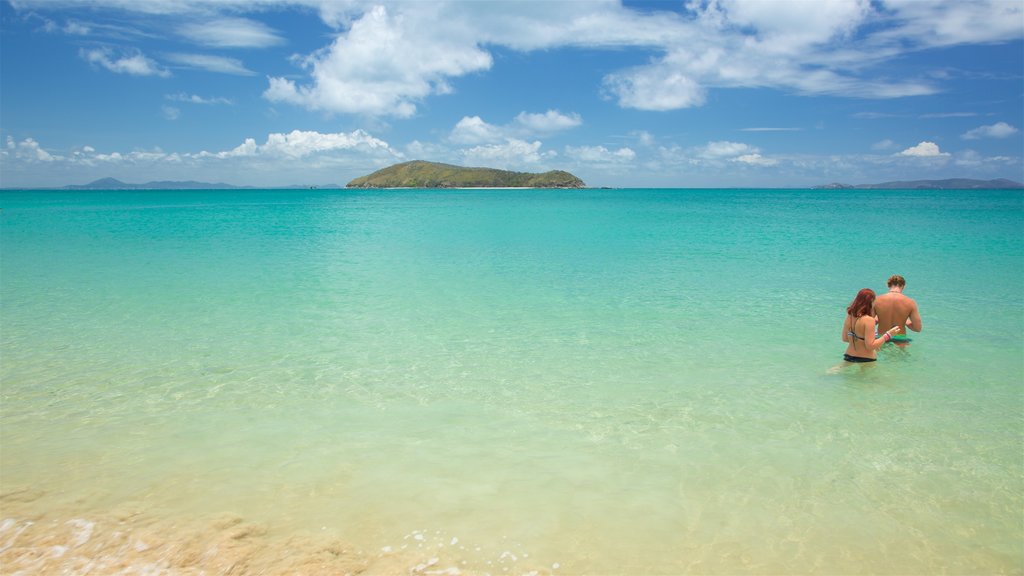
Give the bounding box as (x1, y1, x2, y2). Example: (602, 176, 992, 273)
(874, 275, 922, 334)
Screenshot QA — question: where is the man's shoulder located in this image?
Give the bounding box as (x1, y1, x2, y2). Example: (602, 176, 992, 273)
(878, 292, 914, 303)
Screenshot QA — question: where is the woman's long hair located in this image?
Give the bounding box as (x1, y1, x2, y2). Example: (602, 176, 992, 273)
(847, 288, 876, 317)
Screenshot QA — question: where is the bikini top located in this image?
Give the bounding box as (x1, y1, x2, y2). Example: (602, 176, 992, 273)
(847, 315, 866, 341)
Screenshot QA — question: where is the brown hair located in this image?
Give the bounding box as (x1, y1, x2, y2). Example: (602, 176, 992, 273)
(887, 275, 906, 288)
(847, 288, 876, 317)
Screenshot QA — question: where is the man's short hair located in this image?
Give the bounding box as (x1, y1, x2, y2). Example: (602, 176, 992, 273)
(887, 274, 906, 288)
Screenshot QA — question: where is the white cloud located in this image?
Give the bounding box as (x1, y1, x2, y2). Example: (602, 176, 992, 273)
(872, 139, 897, 151)
(740, 127, 801, 132)
(162, 105, 180, 120)
(716, 0, 873, 53)
(604, 69, 706, 111)
(513, 110, 582, 133)
(961, 122, 1019, 140)
(165, 53, 254, 76)
(461, 139, 555, 168)
(698, 141, 757, 159)
(166, 93, 233, 105)
(64, 20, 91, 35)
(565, 145, 636, 164)
(954, 149, 1019, 169)
(920, 112, 978, 118)
(599, 0, 944, 111)
(897, 141, 950, 157)
(6, 137, 56, 162)
(264, 5, 493, 117)
(178, 17, 284, 48)
(0, 131, 401, 187)
(450, 116, 504, 145)
(734, 153, 777, 166)
(31, 1, 1024, 116)
(80, 47, 169, 77)
(632, 131, 656, 147)
(195, 129, 394, 159)
(876, 0, 1024, 47)
(450, 110, 582, 144)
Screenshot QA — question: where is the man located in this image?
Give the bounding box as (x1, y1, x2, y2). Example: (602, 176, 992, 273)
(874, 274, 922, 345)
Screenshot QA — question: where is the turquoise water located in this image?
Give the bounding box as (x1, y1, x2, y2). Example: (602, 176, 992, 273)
(1, 188, 1021, 574)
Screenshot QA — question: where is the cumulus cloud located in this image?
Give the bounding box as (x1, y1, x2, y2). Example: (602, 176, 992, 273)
(598, 0, 945, 111)
(450, 110, 582, 144)
(195, 129, 394, 159)
(162, 105, 181, 120)
(565, 145, 636, 164)
(897, 141, 950, 157)
(961, 122, 1019, 140)
(604, 69, 706, 111)
(5, 136, 56, 162)
(513, 110, 582, 133)
(875, 0, 1024, 47)
(165, 53, 254, 75)
(734, 153, 778, 166)
(80, 47, 169, 77)
(265, 5, 493, 117)
(14, 130, 394, 165)
(0, 131, 400, 187)
(954, 149, 1017, 168)
(461, 139, 555, 168)
(28, 1, 1024, 116)
(698, 141, 758, 159)
(450, 116, 504, 145)
(178, 17, 284, 48)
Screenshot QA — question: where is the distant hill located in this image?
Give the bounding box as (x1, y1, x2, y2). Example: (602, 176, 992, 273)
(346, 161, 586, 189)
(56, 178, 344, 190)
(64, 178, 242, 190)
(815, 178, 1023, 190)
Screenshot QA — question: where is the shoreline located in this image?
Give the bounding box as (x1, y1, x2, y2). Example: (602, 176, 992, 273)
(0, 494, 555, 575)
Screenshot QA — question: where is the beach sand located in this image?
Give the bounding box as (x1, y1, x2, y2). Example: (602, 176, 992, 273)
(0, 487, 553, 576)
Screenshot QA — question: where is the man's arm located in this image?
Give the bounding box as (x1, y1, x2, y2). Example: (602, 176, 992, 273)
(907, 300, 922, 332)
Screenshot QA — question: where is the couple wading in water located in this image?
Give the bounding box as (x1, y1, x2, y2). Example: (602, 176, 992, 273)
(842, 275, 923, 364)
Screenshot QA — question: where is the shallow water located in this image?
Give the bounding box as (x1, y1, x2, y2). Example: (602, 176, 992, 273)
(1, 188, 1022, 574)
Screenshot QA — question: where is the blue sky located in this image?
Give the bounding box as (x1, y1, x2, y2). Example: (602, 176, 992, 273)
(1, 0, 1022, 188)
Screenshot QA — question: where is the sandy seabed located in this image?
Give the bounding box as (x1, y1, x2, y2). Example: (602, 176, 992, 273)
(0, 486, 553, 576)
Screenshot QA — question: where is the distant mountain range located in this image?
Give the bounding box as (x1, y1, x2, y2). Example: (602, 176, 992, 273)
(814, 178, 1023, 190)
(59, 177, 342, 190)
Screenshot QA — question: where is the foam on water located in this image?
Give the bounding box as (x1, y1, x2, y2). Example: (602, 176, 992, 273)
(1, 188, 1021, 574)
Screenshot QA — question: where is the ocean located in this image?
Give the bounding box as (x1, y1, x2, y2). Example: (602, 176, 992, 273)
(1, 188, 1021, 574)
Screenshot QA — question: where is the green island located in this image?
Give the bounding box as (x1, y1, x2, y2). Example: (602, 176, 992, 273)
(346, 160, 585, 189)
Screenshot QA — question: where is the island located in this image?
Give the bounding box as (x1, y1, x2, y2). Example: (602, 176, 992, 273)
(346, 161, 585, 189)
(814, 178, 1023, 190)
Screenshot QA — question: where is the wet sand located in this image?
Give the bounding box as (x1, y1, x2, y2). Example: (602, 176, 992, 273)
(0, 487, 553, 576)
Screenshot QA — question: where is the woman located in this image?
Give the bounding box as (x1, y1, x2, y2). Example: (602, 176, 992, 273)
(842, 288, 901, 363)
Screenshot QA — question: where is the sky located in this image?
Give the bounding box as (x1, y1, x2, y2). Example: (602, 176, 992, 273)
(1, 0, 1022, 188)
